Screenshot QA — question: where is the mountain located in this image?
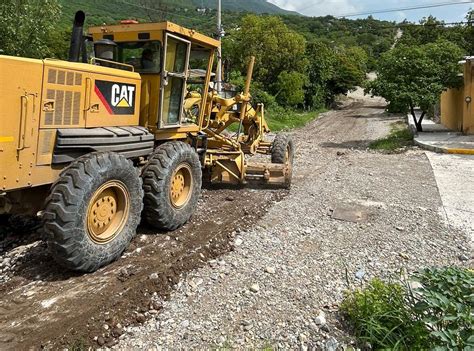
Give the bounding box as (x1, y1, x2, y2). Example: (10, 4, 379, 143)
(193, 0, 297, 15)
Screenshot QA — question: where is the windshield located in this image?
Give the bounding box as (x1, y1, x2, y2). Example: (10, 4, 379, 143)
(117, 41, 162, 73)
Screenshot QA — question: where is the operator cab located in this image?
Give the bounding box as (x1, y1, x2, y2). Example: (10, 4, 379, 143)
(88, 21, 219, 138)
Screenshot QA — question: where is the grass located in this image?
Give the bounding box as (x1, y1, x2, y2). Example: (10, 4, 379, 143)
(369, 121, 413, 151)
(227, 107, 326, 133)
(265, 107, 327, 132)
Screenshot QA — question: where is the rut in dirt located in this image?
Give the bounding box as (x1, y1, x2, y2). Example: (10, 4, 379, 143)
(0, 185, 286, 349)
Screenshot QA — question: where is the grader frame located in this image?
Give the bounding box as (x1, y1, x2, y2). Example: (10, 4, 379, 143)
(0, 11, 293, 272)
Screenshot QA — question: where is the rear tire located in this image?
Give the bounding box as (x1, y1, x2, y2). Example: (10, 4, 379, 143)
(142, 141, 202, 231)
(43, 152, 143, 272)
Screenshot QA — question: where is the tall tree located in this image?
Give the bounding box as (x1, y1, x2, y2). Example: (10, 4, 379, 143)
(368, 40, 464, 132)
(0, 0, 61, 58)
(223, 15, 307, 88)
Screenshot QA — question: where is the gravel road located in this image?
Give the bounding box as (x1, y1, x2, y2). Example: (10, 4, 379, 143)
(116, 95, 472, 350)
(0, 93, 471, 349)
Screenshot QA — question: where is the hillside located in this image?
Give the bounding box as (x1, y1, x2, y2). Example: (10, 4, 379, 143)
(59, 0, 294, 32)
(194, 0, 296, 15)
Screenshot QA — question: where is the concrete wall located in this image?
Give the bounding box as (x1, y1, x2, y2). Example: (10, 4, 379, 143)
(441, 88, 464, 131)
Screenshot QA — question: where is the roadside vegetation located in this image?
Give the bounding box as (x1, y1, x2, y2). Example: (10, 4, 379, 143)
(265, 107, 327, 132)
(369, 122, 413, 152)
(341, 267, 474, 350)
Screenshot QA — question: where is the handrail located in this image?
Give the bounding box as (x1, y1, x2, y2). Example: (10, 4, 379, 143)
(89, 57, 135, 72)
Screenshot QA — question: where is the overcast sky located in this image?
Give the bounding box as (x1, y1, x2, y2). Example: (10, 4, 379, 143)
(267, 0, 473, 23)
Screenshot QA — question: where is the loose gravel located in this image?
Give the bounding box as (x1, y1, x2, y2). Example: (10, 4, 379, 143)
(116, 95, 472, 350)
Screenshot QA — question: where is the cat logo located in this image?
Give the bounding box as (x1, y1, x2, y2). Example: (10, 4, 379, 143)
(94, 80, 136, 115)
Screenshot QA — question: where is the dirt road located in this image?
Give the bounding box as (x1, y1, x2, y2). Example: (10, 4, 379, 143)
(0, 94, 471, 349)
(0, 185, 285, 349)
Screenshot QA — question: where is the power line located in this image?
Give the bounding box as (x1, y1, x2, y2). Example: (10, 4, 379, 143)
(337, 1, 474, 18)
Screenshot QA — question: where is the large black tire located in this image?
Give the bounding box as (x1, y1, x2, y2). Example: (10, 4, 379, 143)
(271, 133, 294, 188)
(271, 133, 294, 164)
(43, 152, 143, 272)
(142, 141, 202, 231)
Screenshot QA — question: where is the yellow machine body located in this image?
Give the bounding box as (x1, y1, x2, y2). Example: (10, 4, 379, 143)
(0, 55, 141, 193)
(1, 20, 291, 214)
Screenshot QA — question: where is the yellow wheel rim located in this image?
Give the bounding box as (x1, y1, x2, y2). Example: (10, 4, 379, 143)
(86, 180, 130, 245)
(169, 163, 193, 209)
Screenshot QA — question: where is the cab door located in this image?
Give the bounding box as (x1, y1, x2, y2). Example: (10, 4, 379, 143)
(159, 34, 191, 129)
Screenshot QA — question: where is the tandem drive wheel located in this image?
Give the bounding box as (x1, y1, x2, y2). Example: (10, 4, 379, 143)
(43, 152, 143, 272)
(142, 141, 202, 231)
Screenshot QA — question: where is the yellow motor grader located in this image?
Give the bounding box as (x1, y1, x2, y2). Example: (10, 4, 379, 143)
(0, 11, 293, 272)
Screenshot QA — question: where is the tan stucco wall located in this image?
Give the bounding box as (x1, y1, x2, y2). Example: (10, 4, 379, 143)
(441, 88, 464, 132)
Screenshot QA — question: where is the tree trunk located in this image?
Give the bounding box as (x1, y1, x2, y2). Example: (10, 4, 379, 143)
(410, 103, 425, 132)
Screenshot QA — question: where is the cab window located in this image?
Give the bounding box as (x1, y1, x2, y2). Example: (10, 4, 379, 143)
(117, 41, 162, 73)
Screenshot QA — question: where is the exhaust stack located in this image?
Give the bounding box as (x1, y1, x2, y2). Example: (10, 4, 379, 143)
(68, 11, 86, 62)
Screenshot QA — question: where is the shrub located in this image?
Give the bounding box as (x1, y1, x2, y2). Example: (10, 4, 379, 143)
(412, 267, 474, 349)
(341, 278, 429, 349)
(341, 267, 474, 350)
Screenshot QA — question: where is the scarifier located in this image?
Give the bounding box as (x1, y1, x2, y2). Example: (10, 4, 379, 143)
(0, 11, 294, 272)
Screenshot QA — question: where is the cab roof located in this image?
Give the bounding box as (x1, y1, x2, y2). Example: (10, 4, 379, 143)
(88, 21, 220, 49)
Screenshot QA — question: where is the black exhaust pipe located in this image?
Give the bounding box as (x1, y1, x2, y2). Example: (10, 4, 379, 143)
(68, 11, 86, 62)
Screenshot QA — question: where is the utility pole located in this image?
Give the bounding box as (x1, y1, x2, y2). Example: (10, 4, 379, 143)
(216, 0, 222, 94)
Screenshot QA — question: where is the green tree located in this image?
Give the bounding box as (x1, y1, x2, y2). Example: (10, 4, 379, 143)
(368, 40, 464, 131)
(274, 71, 307, 107)
(305, 40, 336, 108)
(0, 0, 62, 58)
(328, 46, 368, 97)
(223, 14, 307, 87)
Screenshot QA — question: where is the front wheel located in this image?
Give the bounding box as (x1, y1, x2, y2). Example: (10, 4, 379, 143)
(271, 133, 294, 188)
(142, 141, 202, 231)
(43, 152, 143, 272)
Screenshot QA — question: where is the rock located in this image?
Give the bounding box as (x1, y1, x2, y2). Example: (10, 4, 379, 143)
(225, 196, 235, 201)
(325, 337, 339, 351)
(136, 314, 146, 323)
(243, 324, 253, 331)
(458, 254, 469, 262)
(299, 333, 308, 343)
(321, 324, 330, 332)
(189, 278, 204, 290)
(265, 266, 276, 274)
(149, 273, 159, 280)
(395, 226, 405, 231)
(234, 238, 243, 246)
(355, 269, 365, 280)
(97, 336, 106, 346)
(112, 327, 124, 337)
(314, 312, 326, 325)
(408, 281, 423, 290)
(399, 252, 410, 260)
(103, 324, 109, 331)
(249, 283, 260, 293)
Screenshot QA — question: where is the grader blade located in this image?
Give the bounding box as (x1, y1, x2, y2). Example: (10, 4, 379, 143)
(245, 161, 291, 187)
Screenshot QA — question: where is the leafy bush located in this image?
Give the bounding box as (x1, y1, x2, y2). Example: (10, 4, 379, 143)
(412, 267, 474, 349)
(341, 267, 474, 350)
